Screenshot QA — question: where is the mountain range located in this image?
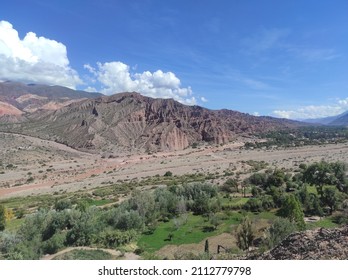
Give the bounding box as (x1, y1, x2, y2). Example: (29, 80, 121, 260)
(303, 110, 348, 126)
(0, 81, 101, 120)
(0, 81, 325, 154)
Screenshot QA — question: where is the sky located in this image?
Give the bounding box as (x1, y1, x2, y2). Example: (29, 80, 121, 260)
(1, 0, 348, 119)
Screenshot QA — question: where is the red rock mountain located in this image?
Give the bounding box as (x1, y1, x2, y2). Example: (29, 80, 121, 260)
(0, 81, 101, 118)
(3, 92, 301, 154)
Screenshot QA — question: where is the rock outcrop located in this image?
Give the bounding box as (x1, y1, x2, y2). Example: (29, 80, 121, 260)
(1, 92, 302, 153)
(256, 226, 348, 260)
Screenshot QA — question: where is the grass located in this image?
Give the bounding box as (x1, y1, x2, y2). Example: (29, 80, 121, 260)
(86, 199, 114, 207)
(252, 210, 277, 220)
(307, 185, 318, 194)
(138, 214, 212, 252)
(53, 249, 114, 260)
(221, 197, 249, 207)
(6, 218, 24, 231)
(306, 217, 338, 229)
(138, 212, 242, 253)
(138, 210, 276, 253)
(1, 194, 58, 210)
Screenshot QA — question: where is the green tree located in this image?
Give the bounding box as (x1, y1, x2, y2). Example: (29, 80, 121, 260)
(265, 218, 297, 249)
(302, 162, 336, 197)
(321, 186, 340, 214)
(297, 187, 323, 216)
(204, 239, 209, 254)
(236, 216, 255, 251)
(278, 194, 305, 230)
(306, 193, 323, 216)
(221, 178, 238, 193)
(0, 204, 6, 231)
(209, 213, 221, 230)
(266, 169, 285, 188)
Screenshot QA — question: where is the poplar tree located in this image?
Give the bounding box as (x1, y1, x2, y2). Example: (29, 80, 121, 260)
(279, 194, 306, 230)
(0, 204, 6, 231)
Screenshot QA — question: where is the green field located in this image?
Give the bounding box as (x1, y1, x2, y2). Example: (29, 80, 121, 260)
(138, 212, 242, 252)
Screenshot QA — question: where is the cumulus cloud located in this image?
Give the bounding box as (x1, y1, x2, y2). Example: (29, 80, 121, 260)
(273, 102, 348, 120)
(0, 20, 81, 88)
(84, 61, 198, 105)
(0, 20, 203, 105)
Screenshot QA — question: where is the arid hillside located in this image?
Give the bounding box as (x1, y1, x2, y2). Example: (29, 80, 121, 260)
(0, 91, 302, 154)
(0, 81, 102, 118)
(255, 226, 348, 260)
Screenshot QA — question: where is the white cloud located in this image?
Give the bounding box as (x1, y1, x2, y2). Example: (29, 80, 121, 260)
(337, 97, 348, 106)
(84, 61, 200, 105)
(0, 20, 203, 105)
(273, 102, 348, 120)
(0, 20, 81, 88)
(201, 97, 208, 102)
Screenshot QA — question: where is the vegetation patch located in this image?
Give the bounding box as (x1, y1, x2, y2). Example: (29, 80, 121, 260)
(53, 249, 114, 260)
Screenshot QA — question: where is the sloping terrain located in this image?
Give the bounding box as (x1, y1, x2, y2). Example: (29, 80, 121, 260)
(0, 81, 102, 115)
(257, 226, 348, 260)
(303, 110, 348, 126)
(0, 92, 302, 153)
(329, 112, 348, 126)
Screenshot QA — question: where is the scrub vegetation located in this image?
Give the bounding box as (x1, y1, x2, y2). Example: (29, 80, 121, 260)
(1, 160, 348, 260)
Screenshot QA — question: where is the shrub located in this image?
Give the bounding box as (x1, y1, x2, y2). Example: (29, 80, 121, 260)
(265, 218, 297, 249)
(164, 171, 173, 177)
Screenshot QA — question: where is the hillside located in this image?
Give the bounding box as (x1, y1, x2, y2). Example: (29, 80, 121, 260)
(329, 112, 348, 126)
(303, 110, 348, 126)
(255, 226, 348, 260)
(0, 92, 302, 153)
(0, 81, 102, 116)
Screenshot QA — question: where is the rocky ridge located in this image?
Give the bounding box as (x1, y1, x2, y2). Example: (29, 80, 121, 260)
(0, 81, 101, 116)
(0, 91, 302, 153)
(256, 226, 348, 260)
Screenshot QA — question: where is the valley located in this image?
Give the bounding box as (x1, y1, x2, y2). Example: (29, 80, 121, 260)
(2, 132, 348, 199)
(1, 86, 348, 260)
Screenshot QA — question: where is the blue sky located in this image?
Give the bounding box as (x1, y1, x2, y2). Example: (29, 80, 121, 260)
(1, 0, 348, 119)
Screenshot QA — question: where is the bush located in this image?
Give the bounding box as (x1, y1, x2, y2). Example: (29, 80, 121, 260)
(54, 199, 72, 211)
(164, 171, 173, 177)
(96, 229, 138, 248)
(265, 218, 297, 249)
(42, 232, 66, 254)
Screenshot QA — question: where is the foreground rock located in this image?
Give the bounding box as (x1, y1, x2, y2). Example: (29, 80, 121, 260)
(256, 226, 348, 260)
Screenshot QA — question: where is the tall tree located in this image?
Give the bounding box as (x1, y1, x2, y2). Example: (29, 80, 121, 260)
(0, 204, 6, 231)
(278, 194, 306, 230)
(236, 216, 255, 251)
(321, 187, 340, 214)
(266, 218, 297, 249)
(221, 178, 238, 193)
(302, 162, 336, 197)
(204, 239, 209, 254)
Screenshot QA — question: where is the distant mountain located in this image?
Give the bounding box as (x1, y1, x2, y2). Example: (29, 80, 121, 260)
(302, 110, 348, 126)
(0, 81, 102, 117)
(0, 91, 303, 153)
(329, 111, 348, 126)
